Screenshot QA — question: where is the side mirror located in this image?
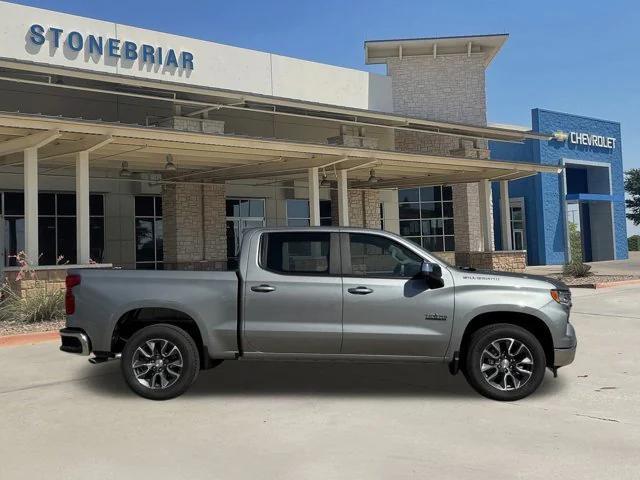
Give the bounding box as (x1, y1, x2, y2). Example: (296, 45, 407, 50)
(421, 261, 442, 279)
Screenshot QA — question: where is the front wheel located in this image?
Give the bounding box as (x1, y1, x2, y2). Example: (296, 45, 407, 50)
(463, 323, 546, 401)
(121, 323, 200, 400)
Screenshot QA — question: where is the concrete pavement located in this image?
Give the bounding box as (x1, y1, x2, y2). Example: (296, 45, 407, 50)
(1, 285, 639, 479)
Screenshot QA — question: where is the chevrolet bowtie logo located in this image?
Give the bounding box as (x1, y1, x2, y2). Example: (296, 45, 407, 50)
(552, 131, 569, 142)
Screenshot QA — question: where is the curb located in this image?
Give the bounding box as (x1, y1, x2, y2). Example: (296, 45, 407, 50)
(0, 331, 59, 348)
(571, 279, 640, 289)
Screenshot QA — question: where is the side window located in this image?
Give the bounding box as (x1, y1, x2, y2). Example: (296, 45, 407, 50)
(349, 233, 422, 278)
(262, 232, 331, 275)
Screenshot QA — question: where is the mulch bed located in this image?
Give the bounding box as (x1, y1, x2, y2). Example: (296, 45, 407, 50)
(0, 319, 65, 337)
(547, 274, 640, 288)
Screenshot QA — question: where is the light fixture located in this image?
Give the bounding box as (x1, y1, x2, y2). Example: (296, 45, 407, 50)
(165, 154, 177, 171)
(119, 161, 132, 177)
(320, 171, 330, 187)
(367, 169, 379, 184)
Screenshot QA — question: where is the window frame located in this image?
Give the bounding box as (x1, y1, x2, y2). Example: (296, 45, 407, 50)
(258, 231, 341, 277)
(340, 232, 428, 280)
(397, 186, 455, 252)
(1, 191, 105, 267)
(134, 195, 163, 270)
(285, 199, 333, 227)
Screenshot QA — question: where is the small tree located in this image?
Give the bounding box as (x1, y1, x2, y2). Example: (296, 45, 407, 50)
(568, 221, 583, 262)
(625, 169, 640, 226)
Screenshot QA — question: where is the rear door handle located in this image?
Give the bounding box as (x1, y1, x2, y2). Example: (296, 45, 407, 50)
(348, 286, 373, 295)
(251, 284, 276, 293)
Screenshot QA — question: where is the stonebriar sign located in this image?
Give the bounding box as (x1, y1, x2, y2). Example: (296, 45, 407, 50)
(28, 23, 195, 70)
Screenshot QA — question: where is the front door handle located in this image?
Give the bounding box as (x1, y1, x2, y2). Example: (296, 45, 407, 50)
(348, 286, 373, 295)
(251, 284, 276, 293)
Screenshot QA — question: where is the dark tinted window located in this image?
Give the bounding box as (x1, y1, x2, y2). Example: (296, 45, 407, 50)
(4, 192, 24, 216)
(38, 193, 55, 215)
(57, 194, 76, 215)
(263, 232, 330, 275)
(90, 194, 104, 216)
(349, 233, 422, 278)
(135, 196, 155, 217)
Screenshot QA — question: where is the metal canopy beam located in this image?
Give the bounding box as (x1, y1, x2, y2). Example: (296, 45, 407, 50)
(39, 135, 113, 160)
(0, 130, 60, 156)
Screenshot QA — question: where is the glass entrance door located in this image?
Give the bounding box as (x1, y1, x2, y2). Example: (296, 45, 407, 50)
(225, 199, 265, 269)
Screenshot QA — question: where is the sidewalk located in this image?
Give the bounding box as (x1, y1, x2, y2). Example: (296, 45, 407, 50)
(526, 251, 640, 276)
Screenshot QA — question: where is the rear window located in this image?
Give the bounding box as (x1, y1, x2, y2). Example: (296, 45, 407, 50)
(261, 232, 330, 275)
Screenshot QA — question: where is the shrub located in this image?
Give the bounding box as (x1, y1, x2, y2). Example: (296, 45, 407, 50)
(629, 235, 640, 252)
(562, 262, 592, 278)
(0, 283, 65, 323)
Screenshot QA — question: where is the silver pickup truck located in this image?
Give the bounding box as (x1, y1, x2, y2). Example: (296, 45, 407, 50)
(60, 227, 576, 401)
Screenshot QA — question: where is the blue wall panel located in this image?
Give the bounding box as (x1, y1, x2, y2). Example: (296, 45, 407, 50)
(489, 108, 628, 265)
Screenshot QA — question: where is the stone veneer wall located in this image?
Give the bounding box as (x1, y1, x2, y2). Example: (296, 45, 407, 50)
(163, 182, 227, 267)
(386, 54, 491, 253)
(455, 251, 527, 273)
(4, 268, 66, 297)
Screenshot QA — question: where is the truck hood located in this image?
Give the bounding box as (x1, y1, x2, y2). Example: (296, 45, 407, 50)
(451, 268, 569, 290)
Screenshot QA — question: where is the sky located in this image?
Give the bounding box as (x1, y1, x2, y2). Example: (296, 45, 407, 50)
(8, 0, 640, 235)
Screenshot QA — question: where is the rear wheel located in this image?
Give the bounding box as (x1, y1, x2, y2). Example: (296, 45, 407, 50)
(463, 323, 546, 401)
(121, 323, 200, 400)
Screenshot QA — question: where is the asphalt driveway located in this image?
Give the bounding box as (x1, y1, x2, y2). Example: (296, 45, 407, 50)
(1, 285, 639, 479)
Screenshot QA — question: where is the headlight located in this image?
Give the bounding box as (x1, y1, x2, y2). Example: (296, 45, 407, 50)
(551, 289, 571, 306)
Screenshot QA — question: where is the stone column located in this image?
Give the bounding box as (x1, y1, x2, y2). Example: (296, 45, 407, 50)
(203, 183, 227, 262)
(162, 183, 204, 265)
(340, 189, 380, 228)
(162, 181, 227, 267)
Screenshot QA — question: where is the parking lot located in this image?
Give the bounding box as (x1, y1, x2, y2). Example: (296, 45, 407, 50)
(1, 285, 639, 480)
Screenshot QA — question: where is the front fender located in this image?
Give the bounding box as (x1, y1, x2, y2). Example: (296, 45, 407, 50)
(446, 302, 554, 360)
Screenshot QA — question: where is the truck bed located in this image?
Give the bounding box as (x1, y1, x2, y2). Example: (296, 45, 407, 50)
(66, 268, 239, 357)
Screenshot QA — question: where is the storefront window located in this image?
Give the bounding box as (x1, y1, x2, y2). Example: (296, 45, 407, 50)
(1, 192, 104, 266)
(135, 196, 163, 270)
(397, 186, 455, 252)
(286, 199, 332, 226)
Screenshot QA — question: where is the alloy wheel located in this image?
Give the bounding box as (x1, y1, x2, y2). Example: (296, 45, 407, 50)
(131, 338, 184, 389)
(479, 337, 534, 391)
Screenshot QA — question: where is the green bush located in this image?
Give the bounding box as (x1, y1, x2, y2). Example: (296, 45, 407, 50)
(629, 235, 640, 252)
(0, 283, 65, 323)
(562, 262, 592, 278)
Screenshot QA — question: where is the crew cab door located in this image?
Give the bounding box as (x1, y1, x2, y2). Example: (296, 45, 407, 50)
(340, 232, 454, 358)
(242, 231, 343, 354)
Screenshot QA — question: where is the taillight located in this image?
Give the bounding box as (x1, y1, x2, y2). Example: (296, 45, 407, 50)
(65, 274, 81, 315)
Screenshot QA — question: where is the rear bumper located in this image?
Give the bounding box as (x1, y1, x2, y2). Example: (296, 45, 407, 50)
(59, 328, 91, 356)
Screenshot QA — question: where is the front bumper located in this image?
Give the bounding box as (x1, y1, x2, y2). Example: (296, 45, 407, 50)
(554, 323, 577, 367)
(554, 345, 576, 367)
(59, 328, 91, 356)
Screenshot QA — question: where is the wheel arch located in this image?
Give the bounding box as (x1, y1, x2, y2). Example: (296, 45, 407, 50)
(458, 312, 555, 368)
(111, 308, 209, 367)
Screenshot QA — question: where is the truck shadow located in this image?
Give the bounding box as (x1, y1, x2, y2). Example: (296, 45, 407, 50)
(81, 360, 567, 399)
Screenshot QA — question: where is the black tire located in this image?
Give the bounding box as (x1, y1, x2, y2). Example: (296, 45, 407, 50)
(121, 323, 200, 400)
(463, 323, 546, 401)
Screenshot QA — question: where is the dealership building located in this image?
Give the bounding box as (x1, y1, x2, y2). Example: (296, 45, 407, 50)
(0, 2, 628, 288)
